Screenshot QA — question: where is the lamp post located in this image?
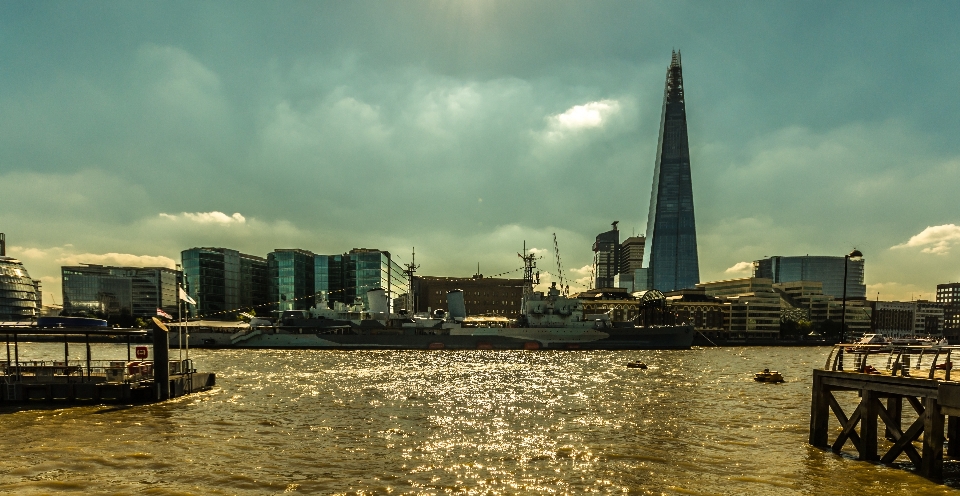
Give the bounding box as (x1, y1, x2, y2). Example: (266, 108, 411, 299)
(841, 249, 863, 343)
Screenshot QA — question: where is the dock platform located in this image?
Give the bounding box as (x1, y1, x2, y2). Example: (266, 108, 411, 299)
(810, 344, 960, 482)
(2, 325, 215, 407)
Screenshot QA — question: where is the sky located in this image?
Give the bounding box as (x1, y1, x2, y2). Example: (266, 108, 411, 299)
(2, 1, 960, 304)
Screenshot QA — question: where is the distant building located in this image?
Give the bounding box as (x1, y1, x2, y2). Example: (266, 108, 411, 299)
(869, 300, 945, 338)
(182, 247, 269, 319)
(593, 222, 620, 289)
(0, 252, 39, 321)
(268, 249, 317, 312)
(619, 236, 645, 275)
(937, 282, 960, 341)
(642, 51, 700, 292)
(416, 275, 524, 317)
(616, 235, 646, 293)
(61, 264, 179, 318)
(663, 288, 728, 337)
(755, 255, 865, 299)
(578, 287, 640, 322)
(773, 280, 871, 337)
(697, 278, 780, 340)
(314, 249, 409, 311)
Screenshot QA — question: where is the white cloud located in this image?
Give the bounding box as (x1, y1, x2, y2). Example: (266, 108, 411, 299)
(892, 224, 960, 255)
(553, 100, 620, 130)
(724, 261, 754, 274)
(541, 99, 623, 142)
(159, 211, 246, 224)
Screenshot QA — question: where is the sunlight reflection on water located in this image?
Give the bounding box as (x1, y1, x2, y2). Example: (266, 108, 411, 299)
(0, 345, 956, 494)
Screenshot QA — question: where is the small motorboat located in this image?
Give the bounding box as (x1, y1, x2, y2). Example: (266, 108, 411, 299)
(626, 361, 648, 369)
(754, 368, 784, 383)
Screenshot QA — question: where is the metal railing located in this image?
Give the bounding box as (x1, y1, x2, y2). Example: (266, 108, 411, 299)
(823, 344, 959, 381)
(0, 359, 195, 384)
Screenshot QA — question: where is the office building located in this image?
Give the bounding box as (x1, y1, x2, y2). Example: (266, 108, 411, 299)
(937, 282, 960, 341)
(755, 255, 865, 299)
(642, 51, 700, 292)
(619, 236, 645, 275)
(663, 288, 729, 339)
(773, 281, 871, 337)
(268, 249, 317, 311)
(0, 234, 39, 321)
(870, 300, 945, 338)
(697, 278, 780, 339)
(61, 264, 179, 318)
(616, 235, 646, 293)
(314, 249, 410, 312)
(182, 247, 268, 318)
(416, 275, 525, 317)
(593, 222, 620, 289)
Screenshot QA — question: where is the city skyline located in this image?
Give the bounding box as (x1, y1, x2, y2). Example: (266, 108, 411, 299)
(2, 2, 960, 303)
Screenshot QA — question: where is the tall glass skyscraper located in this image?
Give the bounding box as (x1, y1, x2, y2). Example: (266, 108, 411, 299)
(642, 51, 700, 292)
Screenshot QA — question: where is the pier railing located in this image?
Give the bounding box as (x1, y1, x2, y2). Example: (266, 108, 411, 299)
(1, 359, 195, 384)
(821, 344, 958, 381)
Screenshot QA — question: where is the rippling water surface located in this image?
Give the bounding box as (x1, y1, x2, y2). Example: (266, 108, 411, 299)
(1, 345, 957, 494)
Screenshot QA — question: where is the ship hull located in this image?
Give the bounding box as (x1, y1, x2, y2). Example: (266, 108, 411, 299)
(174, 325, 695, 350)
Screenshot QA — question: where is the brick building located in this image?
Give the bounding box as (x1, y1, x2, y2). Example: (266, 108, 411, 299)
(415, 275, 525, 317)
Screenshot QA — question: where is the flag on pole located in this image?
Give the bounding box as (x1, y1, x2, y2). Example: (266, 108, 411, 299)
(157, 308, 173, 319)
(178, 286, 197, 305)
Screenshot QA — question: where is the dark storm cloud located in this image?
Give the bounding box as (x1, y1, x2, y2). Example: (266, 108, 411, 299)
(1, 1, 959, 300)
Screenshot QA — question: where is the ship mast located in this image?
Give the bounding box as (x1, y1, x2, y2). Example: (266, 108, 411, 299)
(403, 247, 419, 315)
(518, 240, 540, 299)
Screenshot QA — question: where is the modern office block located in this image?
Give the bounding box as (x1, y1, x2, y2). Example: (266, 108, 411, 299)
(593, 222, 620, 289)
(61, 264, 179, 318)
(268, 249, 317, 311)
(755, 255, 866, 299)
(642, 51, 700, 292)
(182, 247, 268, 318)
(937, 282, 960, 340)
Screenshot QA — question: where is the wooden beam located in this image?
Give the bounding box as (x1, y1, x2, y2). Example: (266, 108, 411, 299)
(907, 395, 925, 416)
(809, 374, 830, 447)
(830, 393, 863, 455)
(877, 402, 922, 466)
(921, 396, 944, 482)
(860, 390, 879, 461)
(885, 397, 902, 441)
(880, 415, 924, 464)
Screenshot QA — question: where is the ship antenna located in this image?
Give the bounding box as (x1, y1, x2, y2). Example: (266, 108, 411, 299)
(553, 233, 566, 295)
(518, 240, 541, 299)
(403, 247, 420, 314)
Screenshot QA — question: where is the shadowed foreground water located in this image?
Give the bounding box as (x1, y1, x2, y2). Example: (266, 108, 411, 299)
(0, 345, 957, 494)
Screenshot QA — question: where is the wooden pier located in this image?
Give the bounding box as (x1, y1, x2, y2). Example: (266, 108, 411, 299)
(2, 324, 215, 407)
(810, 344, 960, 482)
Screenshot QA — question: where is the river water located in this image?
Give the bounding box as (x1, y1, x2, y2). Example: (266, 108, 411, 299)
(0, 345, 957, 494)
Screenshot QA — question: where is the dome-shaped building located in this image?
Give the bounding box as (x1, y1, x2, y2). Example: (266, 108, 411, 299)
(0, 254, 39, 322)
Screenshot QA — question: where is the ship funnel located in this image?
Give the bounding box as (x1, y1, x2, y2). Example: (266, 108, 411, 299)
(0, 233, 5, 257)
(447, 289, 466, 321)
(366, 288, 389, 314)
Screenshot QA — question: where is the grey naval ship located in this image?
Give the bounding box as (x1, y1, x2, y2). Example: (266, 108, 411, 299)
(173, 283, 695, 350)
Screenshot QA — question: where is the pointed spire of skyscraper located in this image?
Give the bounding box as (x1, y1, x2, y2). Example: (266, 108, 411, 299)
(641, 51, 700, 292)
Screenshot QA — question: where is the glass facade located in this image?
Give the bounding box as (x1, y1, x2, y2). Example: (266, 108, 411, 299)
(61, 265, 179, 318)
(755, 256, 866, 299)
(313, 249, 410, 311)
(268, 249, 316, 311)
(182, 247, 269, 318)
(592, 226, 620, 289)
(642, 51, 700, 292)
(0, 256, 38, 321)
